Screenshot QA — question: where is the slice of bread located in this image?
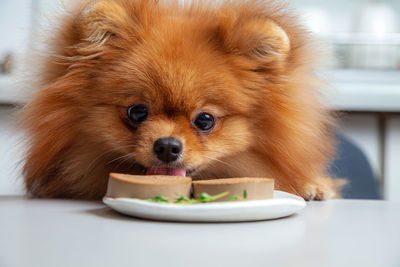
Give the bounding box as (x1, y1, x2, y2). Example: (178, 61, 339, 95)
(106, 173, 192, 200)
(192, 177, 274, 201)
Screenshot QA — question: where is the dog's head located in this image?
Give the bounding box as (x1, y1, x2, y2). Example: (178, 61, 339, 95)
(66, 0, 292, 176)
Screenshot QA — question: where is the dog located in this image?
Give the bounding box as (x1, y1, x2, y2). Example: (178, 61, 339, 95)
(19, 0, 338, 200)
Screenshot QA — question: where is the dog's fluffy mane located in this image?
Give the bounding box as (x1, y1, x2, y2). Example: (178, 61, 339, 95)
(19, 0, 336, 199)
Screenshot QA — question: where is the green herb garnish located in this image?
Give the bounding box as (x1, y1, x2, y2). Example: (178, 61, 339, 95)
(175, 194, 190, 203)
(144, 190, 249, 204)
(198, 191, 229, 203)
(227, 195, 239, 201)
(145, 195, 169, 203)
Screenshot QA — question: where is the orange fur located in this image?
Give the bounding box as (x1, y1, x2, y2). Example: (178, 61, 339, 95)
(19, 0, 338, 200)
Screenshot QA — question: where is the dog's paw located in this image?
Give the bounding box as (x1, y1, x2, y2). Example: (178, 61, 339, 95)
(301, 180, 337, 201)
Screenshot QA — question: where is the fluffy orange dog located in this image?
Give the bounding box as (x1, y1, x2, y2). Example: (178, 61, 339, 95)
(20, 0, 338, 200)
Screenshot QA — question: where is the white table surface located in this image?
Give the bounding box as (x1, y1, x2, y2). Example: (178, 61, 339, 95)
(1, 196, 399, 267)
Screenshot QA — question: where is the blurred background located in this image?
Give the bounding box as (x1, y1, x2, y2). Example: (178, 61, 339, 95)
(0, 0, 399, 200)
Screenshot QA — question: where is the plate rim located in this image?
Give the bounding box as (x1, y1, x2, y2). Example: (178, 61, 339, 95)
(103, 190, 305, 209)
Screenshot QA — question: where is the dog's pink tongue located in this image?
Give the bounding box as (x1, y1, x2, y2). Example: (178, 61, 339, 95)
(146, 167, 186, 176)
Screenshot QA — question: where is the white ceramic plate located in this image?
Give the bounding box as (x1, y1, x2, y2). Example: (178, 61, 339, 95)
(103, 191, 305, 222)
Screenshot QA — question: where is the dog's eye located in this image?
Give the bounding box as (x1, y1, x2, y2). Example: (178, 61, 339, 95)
(193, 112, 215, 132)
(127, 104, 148, 124)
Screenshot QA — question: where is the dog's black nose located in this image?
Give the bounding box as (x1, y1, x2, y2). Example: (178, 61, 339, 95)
(153, 137, 183, 163)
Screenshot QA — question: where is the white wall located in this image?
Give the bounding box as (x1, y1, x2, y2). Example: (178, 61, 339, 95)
(0, 0, 33, 66)
(385, 117, 400, 201)
(0, 106, 24, 195)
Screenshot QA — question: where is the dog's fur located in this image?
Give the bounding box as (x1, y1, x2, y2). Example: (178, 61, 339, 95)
(19, 0, 338, 200)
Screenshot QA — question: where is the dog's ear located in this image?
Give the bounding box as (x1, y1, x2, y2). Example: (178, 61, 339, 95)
(218, 17, 291, 71)
(76, 1, 131, 46)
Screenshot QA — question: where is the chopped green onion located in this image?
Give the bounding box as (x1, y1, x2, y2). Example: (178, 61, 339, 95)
(175, 194, 189, 203)
(145, 191, 232, 204)
(228, 195, 239, 201)
(145, 195, 169, 203)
